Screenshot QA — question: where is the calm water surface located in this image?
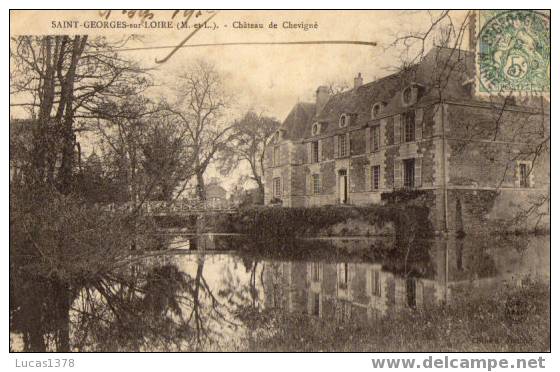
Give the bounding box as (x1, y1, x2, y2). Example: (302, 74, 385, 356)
(10, 234, 549, 351)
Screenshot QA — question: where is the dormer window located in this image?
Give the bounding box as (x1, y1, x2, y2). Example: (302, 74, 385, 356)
(371, 102, 386, 119)
(339, 114, 349, 128)
(401, 83, 424, 107)
(312, 122, 321, 136)
(273, 129, 285, 143)
(402, 87, 413, 105)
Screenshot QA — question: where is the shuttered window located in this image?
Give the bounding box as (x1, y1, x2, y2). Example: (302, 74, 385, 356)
(394, 159, 403, 189)
(273, 146, 280, 166)
(394, 115, 401, 144)
(334, 135, 339, 158)
(415, 108, 423, 140)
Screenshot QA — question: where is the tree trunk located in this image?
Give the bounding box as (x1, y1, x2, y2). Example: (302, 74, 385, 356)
(53, 280, 70, 352)
(256, 178, 265, 204)
(57, 36, 87, 195)
(196, 171, 206, 202)
(32, 36, 57, 185)
(257, 152, 267, 204)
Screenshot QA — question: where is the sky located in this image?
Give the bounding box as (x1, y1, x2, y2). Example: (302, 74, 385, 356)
(10, 10, 470, 194)
(122, 10, 469, 120)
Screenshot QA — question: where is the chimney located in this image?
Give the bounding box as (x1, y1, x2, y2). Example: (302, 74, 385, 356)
(315, 85, 330, 116)
(354, 72, 363, 89)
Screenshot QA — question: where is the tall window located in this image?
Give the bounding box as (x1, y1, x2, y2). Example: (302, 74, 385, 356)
(372, 270, 381, 297)
(519, 162, 530, 188)
(273, 177, 281, 197)
(273, 146, 280, 166)
(338, 134, 348, 157)
(312, 174, 321, 195)
(403, 159, 415, 189)
(311, 141, 319, 163)
(372, 125, 380, 152)
(404, 111, 415, 142)
(372, 165, 380, 190)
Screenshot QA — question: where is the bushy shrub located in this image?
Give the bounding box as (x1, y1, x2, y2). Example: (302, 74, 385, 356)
(153, 214, 198, 229)
(10, 190, 157, 281)
(381, 189, 431, 204)
(232, 203, 434, 240)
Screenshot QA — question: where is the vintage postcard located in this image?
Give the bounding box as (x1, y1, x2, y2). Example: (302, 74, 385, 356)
(9, 9, 550, 354)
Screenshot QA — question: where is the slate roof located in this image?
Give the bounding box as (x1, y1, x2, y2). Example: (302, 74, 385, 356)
(279, 46, 476, 142)
(280, 102, 316, 141)
(206, 184, 227, 199)
(309, 72, 404, 139)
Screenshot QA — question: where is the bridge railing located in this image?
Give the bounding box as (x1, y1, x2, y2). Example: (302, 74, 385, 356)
(98, 200, 236, 214)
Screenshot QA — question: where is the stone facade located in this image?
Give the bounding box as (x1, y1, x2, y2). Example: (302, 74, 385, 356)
(264, 47, 550, 233)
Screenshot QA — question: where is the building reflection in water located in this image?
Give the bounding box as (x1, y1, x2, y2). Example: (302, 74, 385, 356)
(261, 236, 549, 324)
(10, 234, 549, 351)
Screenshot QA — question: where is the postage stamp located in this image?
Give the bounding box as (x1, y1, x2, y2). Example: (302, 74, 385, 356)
(477, 10, 550, 95)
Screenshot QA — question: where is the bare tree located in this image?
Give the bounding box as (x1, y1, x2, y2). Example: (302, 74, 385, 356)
(325, 79, 351, 95)
(166, 60, 233, 201)
(218, 111, 280, 203)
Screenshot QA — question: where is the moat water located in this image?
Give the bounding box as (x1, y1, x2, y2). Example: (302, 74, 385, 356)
(10, 234, 549, 351)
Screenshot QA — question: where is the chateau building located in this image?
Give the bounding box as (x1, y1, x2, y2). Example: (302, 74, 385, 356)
(263, 47, 550, 232)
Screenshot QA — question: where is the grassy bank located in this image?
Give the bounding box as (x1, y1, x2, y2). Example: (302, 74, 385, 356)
(239, 281, 549, 352)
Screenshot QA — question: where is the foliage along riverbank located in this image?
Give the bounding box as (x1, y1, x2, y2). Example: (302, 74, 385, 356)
(237, 280, 550, 352)
(154, 203, 435, 243)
